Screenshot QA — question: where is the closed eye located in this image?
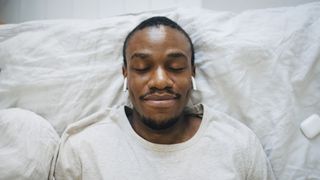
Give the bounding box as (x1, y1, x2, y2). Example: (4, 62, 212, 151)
(132, 67, 150, 73)
(168, 67, 186, 72)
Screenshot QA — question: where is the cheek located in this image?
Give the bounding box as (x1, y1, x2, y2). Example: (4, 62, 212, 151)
(127, 76, 149, 96)
(173, 77, 192, 94)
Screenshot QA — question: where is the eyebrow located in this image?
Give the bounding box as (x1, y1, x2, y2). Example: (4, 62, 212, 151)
(167, 52, 188, 60)
(130, 51, 188, 61)
(130, 53, 151, 60)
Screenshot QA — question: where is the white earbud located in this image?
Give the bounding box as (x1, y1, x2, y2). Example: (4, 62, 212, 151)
(122, 77, 127, 92)
(191, 76, 197, 90)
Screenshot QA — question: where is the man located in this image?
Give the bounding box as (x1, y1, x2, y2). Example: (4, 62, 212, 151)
(53, 17, 275, 180)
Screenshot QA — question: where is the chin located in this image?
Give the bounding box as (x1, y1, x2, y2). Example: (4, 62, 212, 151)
(144, 106, 181, 120)
(145, 112, 176, 122)
(141, 113, 180, 130)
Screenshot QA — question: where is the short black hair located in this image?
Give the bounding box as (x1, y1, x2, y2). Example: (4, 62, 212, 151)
(122, 16, 195, 67)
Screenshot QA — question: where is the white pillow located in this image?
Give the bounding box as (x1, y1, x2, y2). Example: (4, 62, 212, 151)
(0, 108, 59, 180)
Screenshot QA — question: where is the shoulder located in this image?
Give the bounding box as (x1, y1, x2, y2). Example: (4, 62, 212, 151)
(202, 104, 257, 141)
(201, 103, 265, 159)
(54, 106, 127, 179)
(201, 104, 275, 179)
(61, 106, 125, 149)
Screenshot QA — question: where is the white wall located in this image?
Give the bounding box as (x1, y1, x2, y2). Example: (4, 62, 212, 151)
(0, 0, 202, 23)
(202, 0, 319, 12)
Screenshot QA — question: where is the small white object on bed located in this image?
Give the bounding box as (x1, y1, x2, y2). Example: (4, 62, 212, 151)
(301, 114, 320, 139)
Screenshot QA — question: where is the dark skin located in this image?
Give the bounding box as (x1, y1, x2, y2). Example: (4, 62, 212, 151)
(123, 25, 201, 144)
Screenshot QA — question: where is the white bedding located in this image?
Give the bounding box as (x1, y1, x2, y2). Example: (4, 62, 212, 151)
(0, 2, 319, 179)
(0, 108, 59, 179)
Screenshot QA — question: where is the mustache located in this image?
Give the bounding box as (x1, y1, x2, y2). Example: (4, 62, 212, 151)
(140, 88, 181, 100)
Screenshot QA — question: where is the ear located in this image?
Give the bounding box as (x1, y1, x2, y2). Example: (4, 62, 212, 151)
(122, 65, 127, 77)
(192, 65, 196, 77)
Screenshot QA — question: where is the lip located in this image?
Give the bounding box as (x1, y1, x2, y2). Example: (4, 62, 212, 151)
(143, 93, 178, 108)
(143, 93, 177, 101)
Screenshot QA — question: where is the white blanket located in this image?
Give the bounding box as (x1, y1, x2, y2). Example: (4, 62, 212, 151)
(0, 2, 319, 179)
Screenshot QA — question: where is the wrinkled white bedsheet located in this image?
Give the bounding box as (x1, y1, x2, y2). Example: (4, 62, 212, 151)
(0, 2, 319, 179)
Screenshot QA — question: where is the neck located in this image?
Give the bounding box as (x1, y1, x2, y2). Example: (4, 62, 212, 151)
(128, 108, 201, 144)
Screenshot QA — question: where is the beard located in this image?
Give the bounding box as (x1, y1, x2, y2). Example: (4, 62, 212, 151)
(140, 115, 180, 130)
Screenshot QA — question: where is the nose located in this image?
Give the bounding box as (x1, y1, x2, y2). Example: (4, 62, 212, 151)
(148, 67, 173, 90)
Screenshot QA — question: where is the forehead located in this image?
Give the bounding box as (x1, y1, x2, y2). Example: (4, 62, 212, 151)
(126, 26, 191, 57)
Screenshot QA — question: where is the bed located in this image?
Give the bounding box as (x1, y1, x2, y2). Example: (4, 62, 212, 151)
(0, 2, 319, 179)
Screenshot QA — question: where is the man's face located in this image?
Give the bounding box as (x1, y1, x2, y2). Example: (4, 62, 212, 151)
(123, 25, 194, 129)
